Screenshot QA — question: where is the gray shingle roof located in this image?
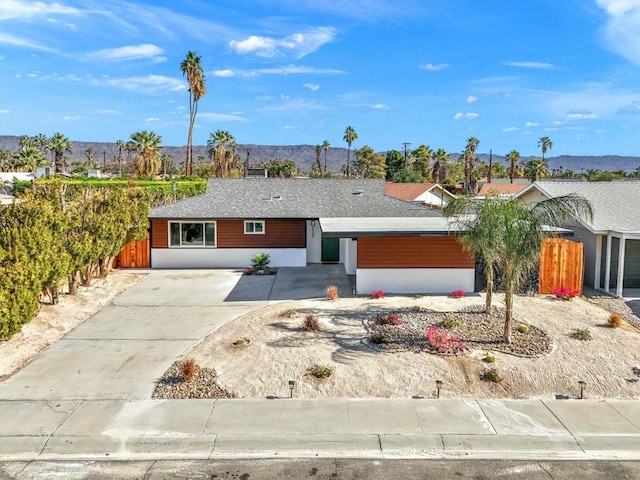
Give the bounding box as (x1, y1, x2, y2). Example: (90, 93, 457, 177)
(528, 181, 640, 234)
(149, 178, 441, 219)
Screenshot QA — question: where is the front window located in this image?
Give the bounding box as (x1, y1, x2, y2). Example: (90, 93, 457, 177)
(244, 220, 265, 234)
(169, 221, 216, 247)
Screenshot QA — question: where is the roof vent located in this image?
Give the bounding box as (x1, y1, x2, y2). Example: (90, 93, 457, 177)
(352, 190, 364, 196)
(271, 194, 282, 200)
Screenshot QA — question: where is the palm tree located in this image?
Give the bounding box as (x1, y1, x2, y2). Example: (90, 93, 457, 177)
(444, 193, 593, 343)
(322, 140, 330, 174)
(432, 148, 449, 183)
(525, 158, 549, 182)
(12, 146, 44, 172)
(207, 130, 236, 177)
(49, 132, 72, 174)
(463, 136, 480, 195)
(85, 148, 95, 169)
(538, 136, 553, 164)
(314, 145, 322, 175)
(343, 126, 358, 177)
(115, 139, 125, 175)
(181, 51, 206, 176)
(505, 150, 520, 184)
(130, 130, 162, 177)
(19, 135, 35, 149)
(35, 133, 50, 159)
(413, 144, 434, 179)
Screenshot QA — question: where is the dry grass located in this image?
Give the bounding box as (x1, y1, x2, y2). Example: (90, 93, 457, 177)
(179, 359, 197, 382)
(326, 285, 339, 301)
(303, 314, 322, 332)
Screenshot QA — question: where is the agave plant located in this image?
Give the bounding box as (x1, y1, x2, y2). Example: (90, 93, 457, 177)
(250, 252, 271, 271)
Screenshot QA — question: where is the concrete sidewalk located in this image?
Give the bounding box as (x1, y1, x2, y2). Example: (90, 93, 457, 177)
(2, 398, 640, 461)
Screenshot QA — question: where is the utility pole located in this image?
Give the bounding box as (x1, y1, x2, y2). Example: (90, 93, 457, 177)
(402, 142, 411, 169)
(488, 149, 492, 183)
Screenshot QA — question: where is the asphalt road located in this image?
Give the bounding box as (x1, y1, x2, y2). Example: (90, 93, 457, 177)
(2, 459, 640, 480)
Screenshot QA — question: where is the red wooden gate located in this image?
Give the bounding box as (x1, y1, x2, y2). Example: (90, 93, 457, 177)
(115, 236, 150, 268)
(539, 238, 584, 294)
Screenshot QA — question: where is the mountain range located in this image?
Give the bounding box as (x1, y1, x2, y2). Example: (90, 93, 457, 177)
(1, 135, 638, 174)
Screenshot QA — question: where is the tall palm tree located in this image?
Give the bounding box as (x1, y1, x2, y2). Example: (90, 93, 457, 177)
(413, 144, 434, 179)
(85, 148, 95, 169)
(12, 146, 44, 172)
(35, 133, 50, 159)
(19, 135, 35, 149)
(49, 132, 72, 174)
(432, 148, 449, 184)
(444, 193, 592, 343)
(181, 51, 206, 176)
(130, 130, 162, 177)
(314, 145, 322, 175)
(343, 126, 358, 177)
(322, 140, 330, 174)
(505, 150, 520, 184)
(538, 136, 553, 164)
(115, 139, 125, 175)
(463, 136, 480, 195)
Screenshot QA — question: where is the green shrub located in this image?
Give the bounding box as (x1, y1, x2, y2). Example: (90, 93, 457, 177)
(573, 328, 592, 341)
(307, 364, 334, 379)
(517, 324, 530, 334)
(440, 314, 459, 330)
(483, 353, 497, 363)
(481, 368, 502, 383)
(370, 333, 388, 344)
(250, 252, 271, 271)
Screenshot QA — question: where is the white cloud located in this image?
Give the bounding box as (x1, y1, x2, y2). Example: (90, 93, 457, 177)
(92, 109, 121, 115)
(565, 109, 598, 120)
(303, 83, 320, 91)
(229, 27, 336, 59)
(144, 117, 160, 122)
(618, 100, 640, 114)
(85, 44, 166, 63)
(198, 112, 249, 122)
(525, 122, 540, 127)
(370, 104, 389, 110)
(453, 112, 479, 120)
(63, 115, 82, 121)
(596, 0, 640, 65)
(420, 63, 449, 71)
(467, 96, 478, 104)
(502, 127, 519, 132)
(92, 74, 186, 93)
(0, 0, 81, 21)
(283, 125, 295, 131)
(212, 69, 235, 77)
(241, 64, 344, 77)
(504, 61, 554, 69)
(0, 109, 9, 113)
(0, 32, 57, 52)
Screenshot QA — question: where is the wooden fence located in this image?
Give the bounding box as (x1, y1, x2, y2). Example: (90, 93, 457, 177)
(539, 238, 584, 294)
(115, 236, 150, 269)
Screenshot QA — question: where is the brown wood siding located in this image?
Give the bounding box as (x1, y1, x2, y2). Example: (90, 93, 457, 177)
(217, 219, 306, 248)
(358, 236, 474, 268)
(151, 219, 168, 248)
(115, 237, 150, 268)
(539, 238, 584, 294)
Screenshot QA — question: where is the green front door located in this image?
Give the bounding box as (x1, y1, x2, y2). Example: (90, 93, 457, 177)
(321, 238, 340, 263)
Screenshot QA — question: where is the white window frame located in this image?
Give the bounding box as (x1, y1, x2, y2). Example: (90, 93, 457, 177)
(244, 220, 265, 235)
(168, 221, 217, 247)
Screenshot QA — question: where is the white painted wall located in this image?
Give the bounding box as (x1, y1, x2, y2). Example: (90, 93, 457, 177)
(340, 238, 358, 275)
(306, 220, 322, 263)
(151, 248, 307, 269)
(419, 191, 449, 208)
(356, 268, 475, 294)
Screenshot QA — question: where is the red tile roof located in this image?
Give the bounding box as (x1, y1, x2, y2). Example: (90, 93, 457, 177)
(385, 182, 436, 202)
(477, 183, 529, 196)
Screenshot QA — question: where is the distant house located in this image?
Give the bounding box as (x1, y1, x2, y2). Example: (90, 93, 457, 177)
(385, 182, 455, 209)
(148, 178, 475, 294)
(477, 182, 530, 198)
(518, 181, 640, 297)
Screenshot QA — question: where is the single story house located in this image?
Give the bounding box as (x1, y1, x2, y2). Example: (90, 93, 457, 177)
(476, 181, 530, 198)
(517, 180, 640, 297)
(148, 178, 475, 294)
(385, 182, 456, 209)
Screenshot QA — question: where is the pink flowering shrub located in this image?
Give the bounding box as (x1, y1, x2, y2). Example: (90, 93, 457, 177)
(552, 286, 581, 300)
(426, 324, 468, 354)
(451, 290, 465, 299)
(372, 290, 385, 299)
(376, 312, 402, 326)
(243, 267, 250, 275)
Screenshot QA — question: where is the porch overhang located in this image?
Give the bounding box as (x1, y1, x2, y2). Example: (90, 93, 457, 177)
(318, 217, 466, 238)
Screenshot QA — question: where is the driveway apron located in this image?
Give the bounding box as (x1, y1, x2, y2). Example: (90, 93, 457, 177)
(0, 270, 272, 401)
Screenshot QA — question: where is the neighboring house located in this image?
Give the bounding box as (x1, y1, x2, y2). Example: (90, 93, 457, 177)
(0, 193, 18, 206)
(385, 182, 455, 209)
(518, 181, 640, 297)
(476, 182, 530, 198)
(148, 178, 475, 294)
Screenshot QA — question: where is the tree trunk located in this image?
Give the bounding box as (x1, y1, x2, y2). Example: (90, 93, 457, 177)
(80, 262, 97, 287)
(47, 285, 59, 305)
(503, 288, 513, 343)
(68, 271, 80, 295)
(485, 266, 493, 313)
(98, 256, 114, 277)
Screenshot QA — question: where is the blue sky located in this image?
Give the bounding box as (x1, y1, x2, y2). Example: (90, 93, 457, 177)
(2, 0, 640, 157)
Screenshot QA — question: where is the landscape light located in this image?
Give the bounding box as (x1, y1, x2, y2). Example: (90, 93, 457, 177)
(436, 380, 443, 399)
(288, 380, 296, 398)
(578, 380, 586, 399)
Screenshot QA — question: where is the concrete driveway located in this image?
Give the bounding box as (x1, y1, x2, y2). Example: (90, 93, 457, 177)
(0, 270, 271, 401)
